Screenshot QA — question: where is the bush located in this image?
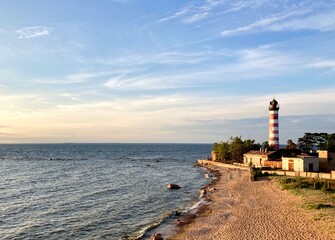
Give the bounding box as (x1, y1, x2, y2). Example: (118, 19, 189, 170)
(304, 203, 333, 210)
(278, 177, 335, 192)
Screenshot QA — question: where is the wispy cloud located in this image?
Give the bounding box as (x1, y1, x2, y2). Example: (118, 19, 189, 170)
(269, 10, 335, 32)
(34, 71, 114, 85)
(159, 9, 190, 23)
(221, 9, 335, 37)
(104, 74, 182, 90)
(103, 46, 301, 90)
(101, 50, 227, 66)
(221, 10, 310, 36)
(59, 93, 81, 101)
(182, 12, 209, 24)
(16, 26, 53, 39)
(307, 59, 335, 71)
(159, 0, 226, 24)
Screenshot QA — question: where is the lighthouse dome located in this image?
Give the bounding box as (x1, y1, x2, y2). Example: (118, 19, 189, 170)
(269, 98, 279, 111)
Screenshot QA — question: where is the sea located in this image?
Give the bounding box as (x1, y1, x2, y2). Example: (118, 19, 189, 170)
(0, 143, 212, 240)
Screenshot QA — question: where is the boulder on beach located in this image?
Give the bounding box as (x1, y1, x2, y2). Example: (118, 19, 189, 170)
(167, 183, 181, 189)
(151, 233, 164, 240)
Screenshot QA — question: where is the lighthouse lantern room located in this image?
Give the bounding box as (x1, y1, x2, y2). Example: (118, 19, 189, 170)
(269, 98, 280, 149)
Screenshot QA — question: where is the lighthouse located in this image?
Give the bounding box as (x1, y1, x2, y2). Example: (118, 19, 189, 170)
(269, 98, 280, 149)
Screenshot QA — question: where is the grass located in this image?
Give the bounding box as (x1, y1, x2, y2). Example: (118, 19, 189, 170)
(276, 176, 335, 192)
(273, 176, 335, 235)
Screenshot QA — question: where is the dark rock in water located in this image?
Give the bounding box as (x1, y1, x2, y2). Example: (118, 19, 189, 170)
(151, 233, 164, 240)
(174, 211, 182, 216)
(167, 183, 181, 189)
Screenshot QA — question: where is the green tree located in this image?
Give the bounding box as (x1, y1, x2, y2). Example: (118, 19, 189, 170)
(319, 133, 335, 151)
(213, 136, 261, 163)
(229, 136, 244, 163)
(285, 139, 297, 149)
(297, 132, 333, 152)
(244, 139, 261, 152)
(213, 141, 230, 162)
(262, 141, 269, 149)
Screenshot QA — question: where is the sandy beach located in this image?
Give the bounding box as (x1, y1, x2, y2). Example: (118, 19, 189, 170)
(168, 164, 335, 240)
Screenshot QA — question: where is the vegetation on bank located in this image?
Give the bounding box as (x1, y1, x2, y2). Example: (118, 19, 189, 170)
(277, 177, 335, 192)
(274, 176, 335, 229)
(212, 137, 263, 163)
(212, 132, 335, 163)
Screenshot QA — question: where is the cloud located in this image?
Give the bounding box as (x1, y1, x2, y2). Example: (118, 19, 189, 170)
(221, 9, 335, 37)
(102, 46, 301, 90)
(307, 59, 335, 71)
(59, 93, 81, 101)
(182, 12, 209, 24)
(102, 50, 223, 66)
(159, 0, 226, 24)
(104, 74, 182, 90)
(159, 9, 190, 23)
(1, 85, 335, 143)
(221, 10, 309, 36)
(16, 26, 53, 39)
(270, 10, 335, 32)
(34, 71, 114, 84)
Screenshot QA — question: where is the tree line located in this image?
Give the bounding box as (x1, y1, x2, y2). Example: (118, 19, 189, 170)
(297, 132, 335, 152)
(213, 136, 261, 163)
(212, 132, 335, 163)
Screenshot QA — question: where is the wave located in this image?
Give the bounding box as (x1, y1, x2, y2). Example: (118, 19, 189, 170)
(122, 211, 174, 240)
(127, 173, 214, 240)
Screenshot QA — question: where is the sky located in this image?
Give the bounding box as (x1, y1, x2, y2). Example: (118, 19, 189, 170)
(0, 0, 335, 144)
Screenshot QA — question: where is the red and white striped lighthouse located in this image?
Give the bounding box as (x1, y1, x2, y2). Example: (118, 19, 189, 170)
(269, 98, 280, 149)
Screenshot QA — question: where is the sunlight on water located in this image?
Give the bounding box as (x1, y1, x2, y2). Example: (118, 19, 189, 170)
(0, 144, 211, 239)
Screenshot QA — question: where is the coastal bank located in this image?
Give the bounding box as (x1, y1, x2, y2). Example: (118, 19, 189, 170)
(167, 160, 335, 240)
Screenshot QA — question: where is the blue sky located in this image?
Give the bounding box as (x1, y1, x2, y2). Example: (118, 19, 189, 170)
(0, 0, 335, 143)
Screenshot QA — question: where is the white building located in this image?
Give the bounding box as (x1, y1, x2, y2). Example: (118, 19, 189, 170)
(282, 155, 319, 172)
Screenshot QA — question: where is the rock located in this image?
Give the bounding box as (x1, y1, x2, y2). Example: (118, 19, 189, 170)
(151, 233, 164, 240)
(167, 183, 181, 189)
(174, 211, 182, 216)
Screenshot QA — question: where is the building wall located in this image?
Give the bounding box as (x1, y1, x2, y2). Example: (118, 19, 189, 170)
(318, 150, 328, 159)
(282, 157, 289, 171)
(243, 153, 268, 167)
(302, 157, 319, 172)
(282, 157, 319, 172)
(317, 150, 335, 171)
(263, 160, 282, 169)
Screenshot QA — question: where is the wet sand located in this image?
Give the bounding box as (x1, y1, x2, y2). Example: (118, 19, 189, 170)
(168, 164, 335, 240)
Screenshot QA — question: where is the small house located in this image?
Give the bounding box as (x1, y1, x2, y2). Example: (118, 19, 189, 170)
(243, 149, 303, 169)
(243, 150, 275, 167)
(282, 155, 319, 172)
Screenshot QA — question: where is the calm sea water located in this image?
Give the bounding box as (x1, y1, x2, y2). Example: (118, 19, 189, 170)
(0, 144, 212, 239)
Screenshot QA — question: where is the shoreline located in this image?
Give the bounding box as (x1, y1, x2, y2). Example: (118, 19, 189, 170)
(140, 164, 219, 240)
(166, 161, 335, 240)
(164, 164, 223, 239)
